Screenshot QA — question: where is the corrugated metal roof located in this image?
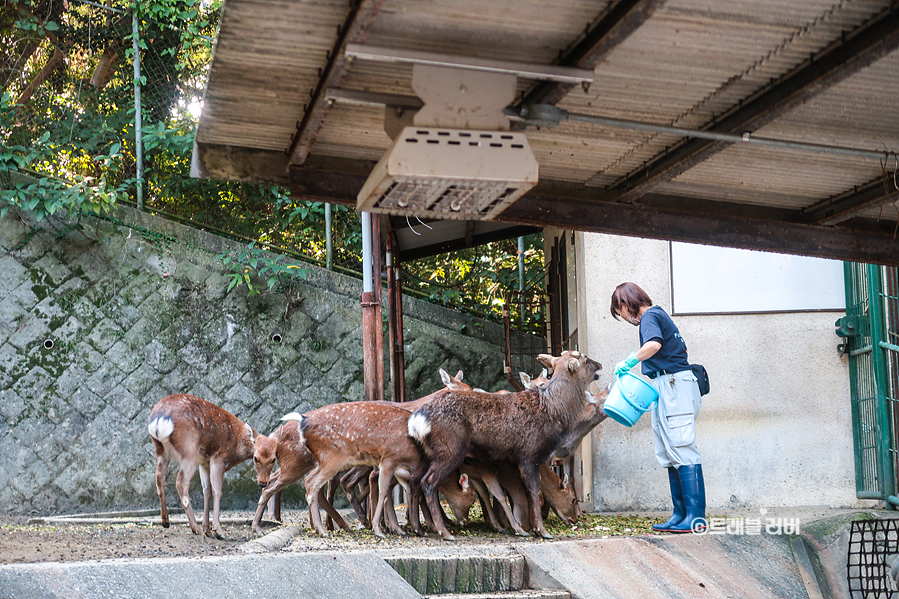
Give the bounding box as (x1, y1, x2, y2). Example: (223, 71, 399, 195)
(193, 0, 899, 264)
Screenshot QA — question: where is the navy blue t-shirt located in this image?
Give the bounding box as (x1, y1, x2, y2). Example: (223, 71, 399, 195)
(639, 306, 690, 375)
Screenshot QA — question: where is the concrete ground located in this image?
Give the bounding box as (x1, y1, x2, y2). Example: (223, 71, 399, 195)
(1, 507, 891, 599)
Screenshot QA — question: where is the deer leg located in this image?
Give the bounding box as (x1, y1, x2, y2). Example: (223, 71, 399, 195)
(421, 461, 463, 541)
(520, 462, 552, 539)
(207, 460, 226, 539)
(385, 476, 408, 536)
(479, 470, 528, 536)
(318, 488, 350, 531)
(405, 477, 426, 536)
(342, 467, 371, 528)
(469, 479, 503, 531)
(266, 492, 281, 522)
(254, 470, 287, 536)
(198, 465, 212, 535)
(304, 467, 340, 537)
(372, 464, 397, 538)
(152, 442, 170, 528)
(499, 470, 532, 531)
(368, 469, 380, 529)
(325, 473, 339, 531)
(175, 458, 202, 535)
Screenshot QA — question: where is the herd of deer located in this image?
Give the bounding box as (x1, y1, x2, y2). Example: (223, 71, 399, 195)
(147, 350, 608, 541)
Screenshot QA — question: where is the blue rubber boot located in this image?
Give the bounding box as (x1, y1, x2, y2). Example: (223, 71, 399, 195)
(652, 467, 685, 532)
(667, 464, 706, 533)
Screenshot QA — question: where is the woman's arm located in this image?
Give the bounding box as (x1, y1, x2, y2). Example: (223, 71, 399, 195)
(636, 340, 661, 361)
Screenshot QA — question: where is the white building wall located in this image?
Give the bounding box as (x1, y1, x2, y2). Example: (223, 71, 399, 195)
(578, 232, 867, 511)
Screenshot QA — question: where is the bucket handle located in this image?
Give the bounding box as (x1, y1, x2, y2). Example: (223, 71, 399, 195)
(617, 374, 657, 413)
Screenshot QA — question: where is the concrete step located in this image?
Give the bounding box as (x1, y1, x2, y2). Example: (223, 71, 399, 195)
(384, 554, 528, 595)
(422, 591, 571, 599)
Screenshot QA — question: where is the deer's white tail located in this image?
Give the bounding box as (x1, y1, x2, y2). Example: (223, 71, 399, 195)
(407, 412, 431, 442)
(280, 412, 306, 444)
(148, 415, 174, 442)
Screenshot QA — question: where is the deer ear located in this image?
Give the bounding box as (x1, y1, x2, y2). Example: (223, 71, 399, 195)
(567, 358, 580, 373)
(561, 472, 570, 490)
(520, 372, 532, 388)
(456, 370, 464, 381)
(537, 354, 554, 368)
(440, 368, 451, 386)
(459, 472, 469, 491)
(541, 368, 548, 379)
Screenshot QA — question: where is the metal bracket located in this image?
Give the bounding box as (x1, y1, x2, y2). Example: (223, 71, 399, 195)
(835, 315, 860, 337)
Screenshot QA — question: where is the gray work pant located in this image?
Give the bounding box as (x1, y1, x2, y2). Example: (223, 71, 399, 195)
(649, 369, 702, 468)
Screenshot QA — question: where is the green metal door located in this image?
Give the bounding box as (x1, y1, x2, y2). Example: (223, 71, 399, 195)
(844, 263, 899, 507)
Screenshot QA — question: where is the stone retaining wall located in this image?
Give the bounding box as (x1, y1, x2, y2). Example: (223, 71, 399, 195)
(0, 206, 511, 514)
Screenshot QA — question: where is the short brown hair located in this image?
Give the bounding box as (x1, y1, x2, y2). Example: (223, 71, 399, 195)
(610, 282, 653, 320)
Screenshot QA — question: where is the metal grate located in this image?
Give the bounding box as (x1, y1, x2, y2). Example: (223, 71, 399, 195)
(848, 519, 899, 598)
(357, 127, 538, 220)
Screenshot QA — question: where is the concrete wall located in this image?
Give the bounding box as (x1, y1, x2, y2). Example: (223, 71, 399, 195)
(0, 206, 510, 515)
(577, 232, 868, 512)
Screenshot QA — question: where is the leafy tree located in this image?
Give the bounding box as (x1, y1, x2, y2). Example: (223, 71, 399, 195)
(0, 0, 544, 322)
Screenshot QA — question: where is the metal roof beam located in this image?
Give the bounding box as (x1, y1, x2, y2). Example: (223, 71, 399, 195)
(500, 192, 899, 267)
(518, 0, 667, 107)
(799, 177, 899, 225)
(610, 5, 899, 203)
(286, 0, 383, 168)
(288, 162, 899, 266)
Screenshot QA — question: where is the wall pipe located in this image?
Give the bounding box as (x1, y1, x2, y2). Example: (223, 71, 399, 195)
(518, 105, 896, 162)
(325, 203, 333, 270)
(132, 7, 143, 210)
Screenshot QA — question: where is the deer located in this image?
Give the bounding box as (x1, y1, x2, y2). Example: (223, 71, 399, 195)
(147, 394, 274, 539)
(281, 401, 427, 538)
(520, 368, 549, 389)
(493, 462, 581, 530)
(250, 419, 352, 536)
(408, 350, 601, 540)
(321, 368, 473, 533)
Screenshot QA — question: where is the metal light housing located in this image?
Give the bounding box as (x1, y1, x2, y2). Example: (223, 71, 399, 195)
(357, 126, 539, 220)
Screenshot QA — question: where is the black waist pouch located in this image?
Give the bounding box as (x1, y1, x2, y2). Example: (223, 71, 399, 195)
(691, 364, 710, 396)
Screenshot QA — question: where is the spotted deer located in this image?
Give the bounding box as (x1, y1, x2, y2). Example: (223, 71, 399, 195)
(250, 419, 350, 536)
(147, 394, 275, 538)
(282, 401, 427, 538)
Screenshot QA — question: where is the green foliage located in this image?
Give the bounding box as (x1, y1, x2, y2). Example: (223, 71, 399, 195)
(402, 233, 545, 324)
(217, 242, 309, 297)
(0, 0, 544, 323)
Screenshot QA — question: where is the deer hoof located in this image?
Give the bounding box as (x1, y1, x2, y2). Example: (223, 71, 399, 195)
(161, 521, 170, 529)
(442, 533, 457, 541)
(514, 530, 530, 537)
(206, 529, 225, 540)
(374, 530, 387, 539)
(537, 530, 554, 540)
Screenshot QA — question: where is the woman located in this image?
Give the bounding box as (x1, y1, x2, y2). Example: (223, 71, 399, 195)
(610, 282, 706, 533)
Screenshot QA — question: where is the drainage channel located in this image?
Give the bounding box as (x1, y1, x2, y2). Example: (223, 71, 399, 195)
(382, 549, 570, 599)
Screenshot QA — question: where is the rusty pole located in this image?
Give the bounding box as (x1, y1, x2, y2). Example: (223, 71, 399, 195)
(361, 212, 383, 402)
(372, 214, 384, 402)
(393, 249, 406, 403)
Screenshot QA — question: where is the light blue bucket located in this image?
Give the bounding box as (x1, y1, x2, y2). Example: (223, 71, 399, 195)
(604, 372, 660, 427)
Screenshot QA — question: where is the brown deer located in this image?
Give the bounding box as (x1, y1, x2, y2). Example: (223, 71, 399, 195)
(494, 462, 581, 529)
(282, 401, 427, 538)
(551, 388, 610, 461)
(520, 368, 549, 389)
(250, 420, 350, 536)
(147, 394, 274, 539)
(409, 350, 601, 540)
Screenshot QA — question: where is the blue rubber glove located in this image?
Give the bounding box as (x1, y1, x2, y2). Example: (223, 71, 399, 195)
(614, 351, 639, 376)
